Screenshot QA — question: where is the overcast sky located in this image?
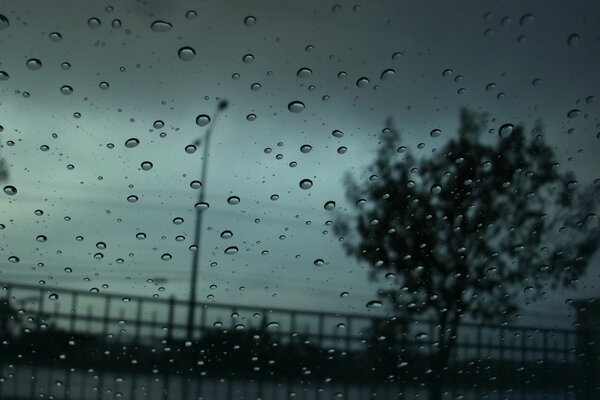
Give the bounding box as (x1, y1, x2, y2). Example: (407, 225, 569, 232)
(1, 0, 599, 329)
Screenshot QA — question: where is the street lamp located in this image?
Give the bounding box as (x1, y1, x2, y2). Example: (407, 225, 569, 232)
(186, 99, 229, 339)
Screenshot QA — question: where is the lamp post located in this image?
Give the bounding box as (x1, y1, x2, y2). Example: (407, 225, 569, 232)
(186, 100, 228, 339)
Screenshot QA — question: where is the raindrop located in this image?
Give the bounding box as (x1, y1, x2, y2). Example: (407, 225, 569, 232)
(96, 242, 106, 249)
(173, 217, 184, 224)
(60, 85, 73, 95)
(224, 246, 239, 255)
(266, 322, 279, 329)
(0, 14, 9, 30)
(380, 69, 395, 81)
(356, 77, 370, 88)
(88, 17, 102, 29)
(49, 32, 62, 42)
(161, 253, 172, 261)
(324, 201, 336, 210)
(185, 10, 197, 20)
(332, 130, 344, 138)
(431, 185, 442, 194)
(185, 144, 197, 154)
(246, 113, 257, 121)
(3, 185, 17, 195)
(428, 129, 441, 138)
(125, 138, 140, 148)
(567, 109, 580, 119)
(94, 253, 103, 259)
(243, 16, 256, 26)
(36, 235, 47, 242)
(498, 123, 514, 138)
(296, 68, 312, 78)
(127, 195, 138, 203)
(337, 146, 347, 154)
(314, 259, 324, 267)
(90, 288, 99, 293)
(8, 256, 19, 263)
(0, 71, 9, 81)
(340, 291, 349, 298)
(153, 120, 164, 129)
(242, 54, 255, 63)
(299, 179, 313, 189)
(415, 332, 428, 340)
(288, 101, 305, 113)
(99, 81, 109, 89)
(26, 58, 42, 71)
(366, 300, 382, 309)
(567, 33, 580, 47)
(49, 293, 59, 300)
(61, 62, 71, 70)
(141, 161, 153, 171)
(178, 46, 196, 61)
(196, 114, 211, 126)
(195, 202, 209, 210)
(150, 20, 173, 32)
(250, 82, 261, 91)
(300, 144, 312, 153)
(227, 196, 240, 205)
(520, 13, 535, 26)
(220, 230, 233, 239)
(270, 194, 279, 201)
(136, 232, 146, 240)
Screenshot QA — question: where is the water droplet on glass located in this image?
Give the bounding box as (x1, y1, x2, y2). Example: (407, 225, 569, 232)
(49, 293, 59, 300)
(36, 235, 47, 242)
(185, 10, 197, 20)
(567, 33, 580, 47)
(227, 196, 240, 205)
(270, 194, 279, 201)
(3, 185, 17, 195)
(190, 180, 202, 189)
(173, 217, 184, 224)
(224, 246, 239, 255)
(324, 201, 336, 210)
(366, 300, 382, 309)
(178, 46, 196, 61)
(340, 291, 349, 298)
(185, 144, 197, 154)
(431, 185, 442, 194)
(288, 101, 305, 113)
(520, 13, 535, 26)
(300, 144, 312, 153)
(356, 77, 370, 88)
(297, 67, 312, 78)
(430, 129, 441, 138)
(0, 14, 9, 30)
(60, 85, 73, 95)
(161, 253, 172, 261)
(141, 161, 153, 171)
(88, 17, 101, 29)
(150, 20, 172, 32)
(332, 130, 344, 138)
(567, 109, 580, 119)
(125, 138, 140, 148)
(221, 230, 233, 239)
(136, 232, 146, 240)
(26, 58, 42, 71)
(498, 123, 514, 138)
(195, 201, 209, 210)
(299, 179, 313, 189)
(243, 16, 256, 26)
(127, 195, 138, 203)
(337, 146, 347, 154)
(380, 69, 395, 81)
(0, 71, 10, 81)
(314, 259, 324, 266)
(242, 54, 255, 63)
(49, 32, 62, 42)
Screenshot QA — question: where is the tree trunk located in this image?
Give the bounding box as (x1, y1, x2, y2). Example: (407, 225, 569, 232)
(429, 311, 460, 400)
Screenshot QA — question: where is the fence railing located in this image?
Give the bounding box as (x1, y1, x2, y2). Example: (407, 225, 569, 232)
(0, 281, 598, 400)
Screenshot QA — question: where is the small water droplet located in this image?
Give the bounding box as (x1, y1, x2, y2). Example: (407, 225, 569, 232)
(430, 129, 441, 138)
(340, 291, 349, 298)
(366, 300, 382, 309)
(220, 230, 233, 239)
(161, 253, 172, 261)
(141, 161, 153, 171)
(190, 180, 202, 189)
(136, 232, 146, 240)
(356, 77, 370, 88)
(195, 114, 211, 126)
(314, 259, 324, 266)
(227, 196, 240, 205)
(0, 14, 9, 30)
(125, 138, 140, 148)
(498, 123, 514, 138)
(127, 195, 138, 203)
(324, 201, 336, 210)
(288, 101, 305, 113)
(48, 32, 62, 42)
(380, 69, 395, 81)
(150, 20, 173, 32)
(431, 185, 442, 194)
(243, 16, 256, 26)
(299, 179, 313, 190)
(0, 71, 10, 81)
(332, 130, 344, 138)
(178, 46, 196, 61)
(36, 235, 47, 242)
(173, 217, 184, 224)
(195, 202, 209, 210)
(300, 144, 312, 153)
(60, 85, 73, 95)
(185, 144, 197, 154)
(337, 146, 347, 154)
(567, 33, 580, 47)
(185, 10, 197, 20)
(242, 54, 255, 63)
(3, 185, 17, 195)
(567, 109, 580, 119)
(49, 293, 59, 300)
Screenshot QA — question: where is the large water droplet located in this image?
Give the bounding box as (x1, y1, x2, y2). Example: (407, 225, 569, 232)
(242, 54, 255, 63)
(567, 109, 580, 119)
(220, 230, 233, 239)
(297, 67, 312, 78)
(366, 300, 382, 309)
(288, 101, 305, 113)
(190, 180, 202, 189)
(151, 20, 172, 32)
(324, 201, 336, 210)
(178, 46, 196, 61)
(26, 58, 42, 71)
(3, 185, 17, 195)
(36, 235, 47, 242)
(185, 144, 197, 154)
(196, 114, 211, 126)
(300, 144, 312, 153)
(299, 179, 313, 189)
(332, 130, 344, 138)
(88, 17, 102, 29)
(356, 77, 370, 88)
(195, 201, 209, 210)
(125, 138, 140, 148)
(224, 246, 239, 255)
(498, 123, 514, 138)
(314, 259, 324, 266)
(141, 161, 153, 171)
(8, 256, 20, 263)
(243, 16, 256, 26)
(431, 185, 442, 194)
(161, 253, 172, 261)
(380, 69, 395, 81)
(430, 129, 441, 138)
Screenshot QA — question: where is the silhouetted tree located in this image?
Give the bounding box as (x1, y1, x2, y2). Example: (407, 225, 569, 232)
(336, 109, 599, 400)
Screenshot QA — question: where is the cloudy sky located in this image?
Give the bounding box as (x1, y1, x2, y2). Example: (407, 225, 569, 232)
(1, 0, 599, 329)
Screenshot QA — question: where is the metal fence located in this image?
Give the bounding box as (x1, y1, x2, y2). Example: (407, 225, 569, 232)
(0, 281, 597, 400)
